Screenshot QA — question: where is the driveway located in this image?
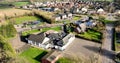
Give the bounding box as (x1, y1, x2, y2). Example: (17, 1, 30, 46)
(62, 38, 101, 59)
(101, 24, 115, 63)
(10, 34, 26, 50)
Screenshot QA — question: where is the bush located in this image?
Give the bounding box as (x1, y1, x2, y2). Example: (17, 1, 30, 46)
(33, 9, 55, 24)
(0, 23, 17, 38)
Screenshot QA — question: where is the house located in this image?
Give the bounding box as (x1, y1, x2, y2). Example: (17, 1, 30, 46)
(46, 32, 75, 50)
(59, 14, 67, 19)
(53, 15, 61, 21)
(21, 6, 28, 9)
(71, 8, 80, 13)
(97, 8, 105, 14)
(42, 8, 53, 12)
(81, 7, 88, 13)
(56, 33, 75, 50)
(27, 32, 50, 48)
(79, 23, 86, 32)
(42, 50, 62, 63)
(66, 13, 72, 18)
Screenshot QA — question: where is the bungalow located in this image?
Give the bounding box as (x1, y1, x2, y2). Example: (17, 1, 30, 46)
(27, 32, 50, 48)
(56, 33, 75, 51)
(27, 31, 75, 50)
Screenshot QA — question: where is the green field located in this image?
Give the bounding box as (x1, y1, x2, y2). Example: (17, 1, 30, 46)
(0, 2, 30, 9)
(73, 16, 81, 21)
(9, 16, 41, 24)
(19, 47, 47, 63)
(77, 29, 102, 42)
(13, 2, 30, 7)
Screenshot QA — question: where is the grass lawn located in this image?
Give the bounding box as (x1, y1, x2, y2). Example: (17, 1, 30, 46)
(22, 26, 61, 36)
(77, 29, 102, 42)
(73, 16, 81, 21)
(19, 47, 48, 63)
(0, 5, 12, 9)
(115, 32, 120, 51)
(22, 29, 40, 36)
(56, 57, 74, 63)
(13, 2, 30, 7)
(42, 26, 61, 32)
(115, 43, 120, 51)
(9, 16, 42, 24)
(103, 20, 114, 24)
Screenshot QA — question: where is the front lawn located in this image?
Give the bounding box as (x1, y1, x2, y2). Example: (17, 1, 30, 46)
(73, 16, 81, 20)
(42, 26, 61, 32)
(77, 29, 102, 42)
(10, 16, 42, 24)
(19, 47, 48, 63)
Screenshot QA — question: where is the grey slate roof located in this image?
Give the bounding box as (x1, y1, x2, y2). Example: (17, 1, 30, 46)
(28, 32, 45, 43)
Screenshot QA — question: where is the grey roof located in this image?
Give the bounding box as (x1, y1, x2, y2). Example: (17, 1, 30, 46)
(28, 32, 45, 43)
(42, 50, 61, 62)
(47, 33, 62, 40)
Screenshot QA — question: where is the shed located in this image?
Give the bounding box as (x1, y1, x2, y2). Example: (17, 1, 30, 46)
(42, 50, 62, 63)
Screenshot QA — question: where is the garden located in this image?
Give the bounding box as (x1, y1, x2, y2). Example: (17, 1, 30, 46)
(73, 16, 81, 21)
(76, 29, 102, 42)
(8, 16, 42, 24)
(22, 26, 62, 36)
(19, 47, 48, 63)
(56, 57, 74, 63)
(115, 32, 120, 51)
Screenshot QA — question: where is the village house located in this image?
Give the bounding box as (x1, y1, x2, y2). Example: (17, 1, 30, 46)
(27, 32, 50, 49)
(54, 13, 73, 21)
(53, 15, 61, 21)
(59, 14, 67, 19)
(66, 13, 72, 18)
(97, 8, 105, 14)
(56, 33, 75, 50)
(26, 31, 75, 50)
(81, 7, 88, 13)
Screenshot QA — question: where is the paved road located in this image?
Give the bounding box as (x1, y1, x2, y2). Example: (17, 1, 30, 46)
(101, 24, 115, 63)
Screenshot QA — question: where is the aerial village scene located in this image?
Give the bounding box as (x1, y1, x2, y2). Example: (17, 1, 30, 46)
(0, 0, 120, 63)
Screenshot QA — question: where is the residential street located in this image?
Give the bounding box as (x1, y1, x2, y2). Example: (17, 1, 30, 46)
(101, 24, 115, 63)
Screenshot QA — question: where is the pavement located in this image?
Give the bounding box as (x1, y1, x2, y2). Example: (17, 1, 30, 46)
(62, 38, 101, 61)
(101, 24, 115, 63)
